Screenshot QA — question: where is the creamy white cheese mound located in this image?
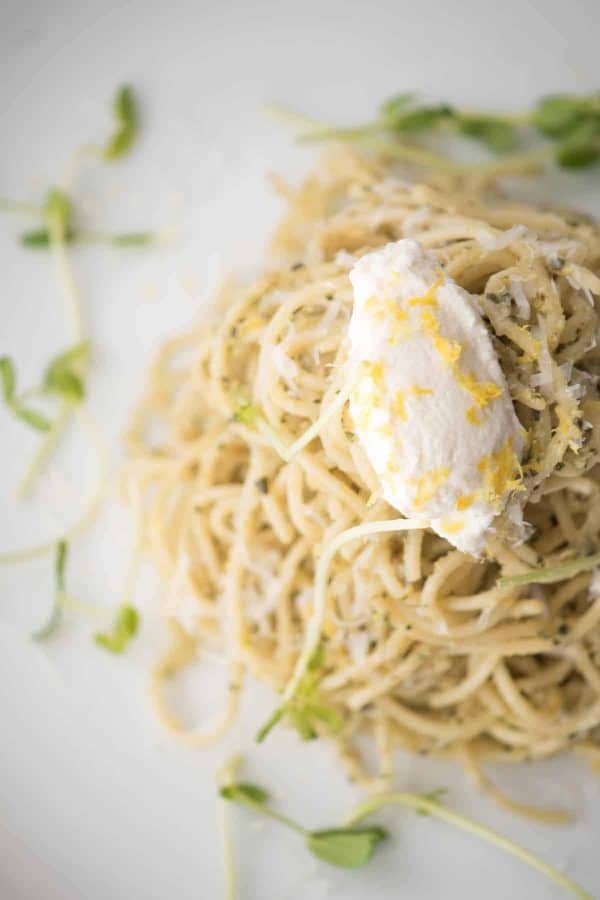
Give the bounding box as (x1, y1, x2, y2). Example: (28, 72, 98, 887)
(348, 239, 525, 556)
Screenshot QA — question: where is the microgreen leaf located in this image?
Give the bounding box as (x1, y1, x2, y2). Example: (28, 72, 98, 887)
(456, 115, 519, 152)
(0, 355, 53, 430)
(104, 130, 136, 160)
(306, 827, 387, 868)
(219, 779, 306, 835)
(556, 140, 600, 169)
(220, 783, 270, 805)
(114, 84, 136, 127)
(306, 644, 324, 671)
(19, 228, 77, 248)
(0, 356, 16, 403)
(43, 341, 90, 403)
(379, 93, 416, 121)
(94, 603, 139, 653)
(15, 407, 53, 431)
(104, 85, 138, 161)
(45, 369, 85, 402)
(554, 119, 600, 169)
(531, 94, 595, 137)
(32, 541, 68, 640)
(387, 104, 454, 134)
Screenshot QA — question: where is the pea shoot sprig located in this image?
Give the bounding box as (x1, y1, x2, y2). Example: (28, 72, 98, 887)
(0, 87, 157, 498)
(32, 540, 139, 653)
(256, 645, 342, 743)
(220, 774, 592, 898)
(220, 781, 387, 869)
(0, 84, 152, 652)
(267, 91, 600, 175)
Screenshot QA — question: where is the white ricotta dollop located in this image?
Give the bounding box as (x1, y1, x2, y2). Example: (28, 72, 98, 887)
(348, 239, 525, 556)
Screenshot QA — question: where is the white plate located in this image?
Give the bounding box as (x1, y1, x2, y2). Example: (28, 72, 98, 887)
(1, 2, 600, 898)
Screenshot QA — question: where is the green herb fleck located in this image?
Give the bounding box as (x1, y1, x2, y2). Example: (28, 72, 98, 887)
(234, 402, 259, 426)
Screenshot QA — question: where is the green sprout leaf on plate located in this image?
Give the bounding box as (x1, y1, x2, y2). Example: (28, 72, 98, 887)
(386, 103, 454, 134)
(531, 93, 600, 137)
(270, 89, 600, 176)
(43, 340, 90, 404)
(0, 355, 52, 431)
(19, 227, 76, 248)
(220, 770, 592, 896)
(94, 604, 140, 653)
(219, 779, 387, 870)
(307, 827, 388, 868)
(554, 119, 600, 169)
(455, 114, 519, 152)
(104, 85, 139, 160)
(219, 783, 270, 805)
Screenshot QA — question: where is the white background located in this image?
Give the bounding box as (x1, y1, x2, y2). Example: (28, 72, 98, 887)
(1, 1, 600, 898)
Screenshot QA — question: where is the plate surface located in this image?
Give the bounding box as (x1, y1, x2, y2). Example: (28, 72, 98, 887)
(1, 1, 599, 898)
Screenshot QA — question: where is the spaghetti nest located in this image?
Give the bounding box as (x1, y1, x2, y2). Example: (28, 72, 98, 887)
(125, 148, 600, 814)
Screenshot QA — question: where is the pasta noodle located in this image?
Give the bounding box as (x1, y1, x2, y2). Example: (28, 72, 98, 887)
(123, 146, 600, 816)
